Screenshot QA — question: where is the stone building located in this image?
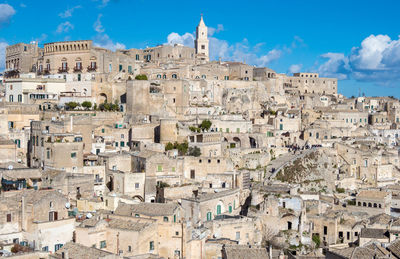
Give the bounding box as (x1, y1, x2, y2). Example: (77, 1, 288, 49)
(0, 189, 74, 253)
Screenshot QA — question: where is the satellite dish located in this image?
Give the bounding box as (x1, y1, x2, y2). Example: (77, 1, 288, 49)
(86, 213, 93, 219)
(65, 202, 71, 209)
(7, 165, 13, 170)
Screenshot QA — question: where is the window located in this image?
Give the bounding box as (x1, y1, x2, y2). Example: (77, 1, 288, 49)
(201, 45, 205, 50)
(163, 216, 169, 222)
(47, 149, 51, 159)
(324, 226, 328, 235)
(119, 64, 123, 72)
(157, 165, 163, 172)
(49, 211, 58, 221)
(128, 65, 132, 73)
(17, 94, 22, 102)
(55, 244, 63, 252)
(207, 212, 212, 221)
(15, 139, 20, 148)
(135, 214, 139, 217)
(6, 213, 11, 222)
(229, 205, 232, 213)
(136, 54, 139, 60)
(190, 170, 195, 179)
(100, 240, 106, 248)
(9, 95, 13, 102)
(128, 246, 132, 252)
(149, 241, 154, 251)
(208, 159, 211, 163)
(71, 152, 77, 158)
(217, 204, 222, 215)
(77, 74, 81, 81)
(236, 231, 240, 240)
(120, 141, 125, 147)
(135, 183, 140, 189)
(174, 214, 176, 222)
(42, 246, 48, 252)
(101, 128, 105, 133)
(109, 64, 112, 72)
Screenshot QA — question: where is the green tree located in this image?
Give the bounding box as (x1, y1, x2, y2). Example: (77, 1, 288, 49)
(81, 101, 92, 110)
(135, 74, 148, 80)
(176, 141, 188, 155)
(93, 103, 97, 110)
(200, 119, 212, 131)
(165, 142, 174, 151)
(65, 102, 79, 110)
(188, 146, 201, 157)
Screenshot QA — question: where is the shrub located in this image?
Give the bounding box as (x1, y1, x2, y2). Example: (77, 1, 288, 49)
(81, 101, 92, 110)
(165, 142, 174, 151)
(188, 146, 201, 157)
(65, 102, 79, 110)
(312, 234, 321, 248)
(336, 187, 345, 193)
(135, 74, 148, 80)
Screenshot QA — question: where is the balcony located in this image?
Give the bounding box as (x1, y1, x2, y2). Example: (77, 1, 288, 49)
(58, 67, 69, 73)
(73, 66, 82, 73)
(87, 65, 97, 72)
(4, 69, 19, 78)
(43, 69, 50, 75)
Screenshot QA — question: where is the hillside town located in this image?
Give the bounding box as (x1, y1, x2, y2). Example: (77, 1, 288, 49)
(0, 16, 400, 259)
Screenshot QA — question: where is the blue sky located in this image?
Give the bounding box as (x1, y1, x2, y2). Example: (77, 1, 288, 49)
(1, 0, 400, 98)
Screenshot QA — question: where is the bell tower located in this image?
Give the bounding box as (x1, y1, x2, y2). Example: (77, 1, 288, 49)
(195, 15, 209, 62)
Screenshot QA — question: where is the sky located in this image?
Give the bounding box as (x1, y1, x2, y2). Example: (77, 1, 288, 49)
(0, 0, 400, 98)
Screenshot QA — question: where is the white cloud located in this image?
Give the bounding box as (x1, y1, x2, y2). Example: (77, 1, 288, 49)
(166, 32, 194, 47)
(93, 14, 105, 33)
(287, 64, 302, 74)
(20, 3, 27, 8)
(208, 24, 224, 36)
(316, 34, 400, 85)
(0, 4, 16, 26)
(317, 53, 349, 80)
(165, 32, 282, 67)
(56, 21, 74, 33)
(97, 0, 110, 8)
(93, 34, 125, 51)
(92, 13, 124, 51)
(0, 41, 8, 70)
(59, 5, 81, 18)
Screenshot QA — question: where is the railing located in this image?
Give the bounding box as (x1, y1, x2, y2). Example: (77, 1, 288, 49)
(58, 67, 69, 73)
(4, 69, 20, 78)
(43, 69, 50, 75)
(73, 66, 82, 73)
(87, 65, 97, 72)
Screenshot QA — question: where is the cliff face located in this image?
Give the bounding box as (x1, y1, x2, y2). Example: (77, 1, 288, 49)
(275, 150, 336, 192)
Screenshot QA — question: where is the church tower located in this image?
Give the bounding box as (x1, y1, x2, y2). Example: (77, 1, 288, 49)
(195, 15, 209, 62)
